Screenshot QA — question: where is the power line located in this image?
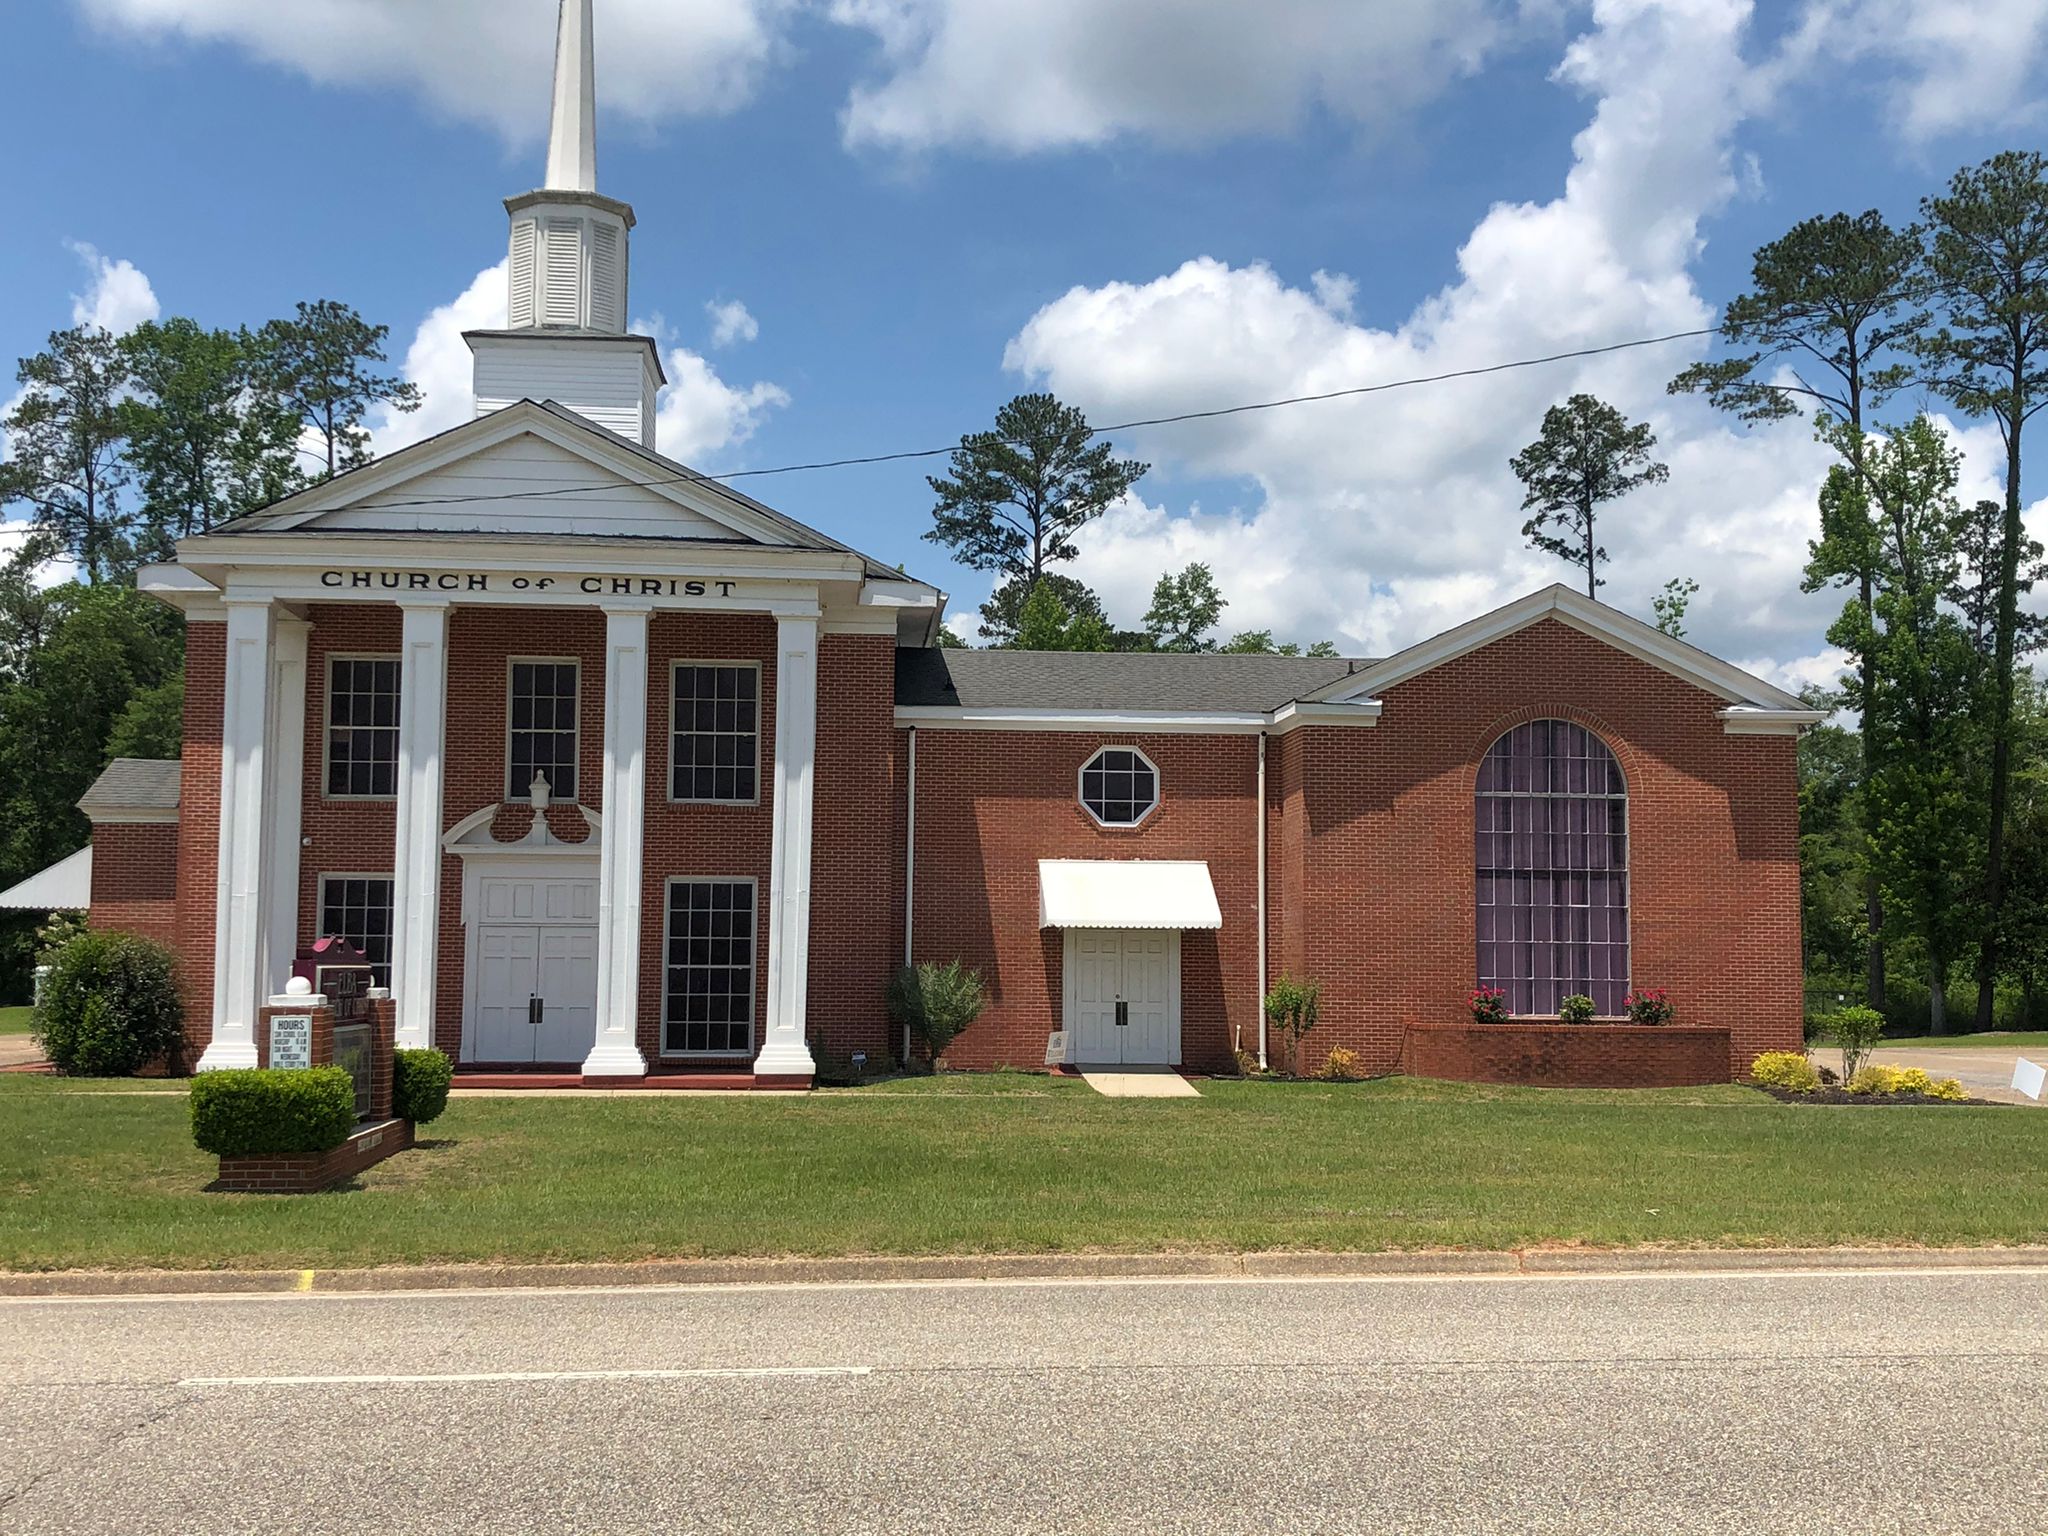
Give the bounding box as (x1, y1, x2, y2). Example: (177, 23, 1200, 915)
(362, 326, 1720, 511)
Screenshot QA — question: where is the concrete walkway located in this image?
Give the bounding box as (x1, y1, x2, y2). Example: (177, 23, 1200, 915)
(1816, 1044, 2045, 1106)
(0, 1035, 48, 1070)
(1078, 1065, 1201, 1098)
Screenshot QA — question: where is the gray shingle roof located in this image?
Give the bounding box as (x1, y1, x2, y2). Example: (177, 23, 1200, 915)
(895, 649, 1372, 713)
(78, 759, 181, 816)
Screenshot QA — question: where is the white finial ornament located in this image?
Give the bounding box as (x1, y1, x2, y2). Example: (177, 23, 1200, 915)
(530, 771, 553, 813)
(545, 0, 598, 194)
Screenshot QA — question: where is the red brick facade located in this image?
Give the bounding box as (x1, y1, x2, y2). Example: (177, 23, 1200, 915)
(109, 605, 1804, 1085)
(86, 823, 178, 948)
(1399, 1022, 1735, 1088)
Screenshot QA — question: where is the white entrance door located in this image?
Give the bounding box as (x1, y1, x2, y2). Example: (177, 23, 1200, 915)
(467, 873, 600, 1064)
(1065, 928, 1181, 1066)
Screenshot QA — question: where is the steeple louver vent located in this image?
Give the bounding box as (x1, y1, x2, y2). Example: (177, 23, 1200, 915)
(590, 223, 623, 331)
(542, 219, 584, 327)
(509, 221, 538, 329)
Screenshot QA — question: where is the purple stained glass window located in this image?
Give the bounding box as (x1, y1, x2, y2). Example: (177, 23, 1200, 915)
(1476, 720, 1629, 1016)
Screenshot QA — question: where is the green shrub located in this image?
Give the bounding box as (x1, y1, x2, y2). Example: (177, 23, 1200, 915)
(886, 960, 987, 1061)
(1750, 1050, 1820, 1093)
(1926, 1076, 1969, 1101)
(392, 1048, 453, 1124)
(1847, 1064, 1900, 1096)
(191, 1068, 357, 1157)
(34, 930, 183, 1077)
(1264, 975, 1322, 1073)
(1823, 1005, 1886, 1082)
(1625, 988, 1675, 1024)
(1558, 994, 1597, 1024)
(1318, 1046, 1366, 1081)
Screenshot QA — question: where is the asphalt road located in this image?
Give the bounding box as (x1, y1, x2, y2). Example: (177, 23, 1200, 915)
(3, 1266, 2045, 1535)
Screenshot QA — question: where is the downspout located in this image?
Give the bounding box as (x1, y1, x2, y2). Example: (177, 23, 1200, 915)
(1256, 731, 1269, 1072)
(903, 725, 917, 1066)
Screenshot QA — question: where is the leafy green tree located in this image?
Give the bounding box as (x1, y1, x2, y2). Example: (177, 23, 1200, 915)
(1949, 497, 2047, 658)
(1829, 417, 1987, 1033)
(1144, 562, 1227, 652)
(932, 625, 967, 650)
(2000, 680, 2048, 1026)
(1508, 394, 1668, 597)
(106, 676, 185, 761)
(253, 300, 421, 479)
(979, 571, 1107, 648)
(1652, 576, 1698, 638)
(1012, 580, 1113, 652)
(1796, 699, 1869, 986)
(925, 393, 1148, 590)
(1678, 210, 1925, 1013)
(1916, 152, 2048, 1025)
(119, 318, 303, 551)
(1220, 630, 1339, 656)
(0, 328, 137, 581)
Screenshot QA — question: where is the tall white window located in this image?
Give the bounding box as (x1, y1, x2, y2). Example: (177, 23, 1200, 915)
(508, 659, 579, 801)
(671, 662, 760, 803)
(326, 656, 400, 799)
(663, 879, 756, 1055)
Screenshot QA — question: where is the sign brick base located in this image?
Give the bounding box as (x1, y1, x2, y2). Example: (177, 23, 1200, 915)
(215, 1119, 414, 1194)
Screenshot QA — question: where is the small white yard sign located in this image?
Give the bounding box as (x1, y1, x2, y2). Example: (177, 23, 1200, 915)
(1044, 1031, 1069, 1067)
(2012, 1057, 2045, 1102)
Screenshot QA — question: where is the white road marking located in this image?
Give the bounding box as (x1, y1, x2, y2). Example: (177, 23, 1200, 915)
(179, 1366, 872, 1387)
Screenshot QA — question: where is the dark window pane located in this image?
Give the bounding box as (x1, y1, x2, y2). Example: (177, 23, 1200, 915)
(662, 881, 756, 1054)
(318, 875, 395, 986)
(326, 656, 400, 799)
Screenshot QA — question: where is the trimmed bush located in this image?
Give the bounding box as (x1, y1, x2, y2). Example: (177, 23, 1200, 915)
(886, 960, 987, 1061)
(191, 1068, 357, 1157)
(1558, 994, 1597, 1024)
(1927, 1077, 1969, 1101)
(392, 1048, 453, 1124)
(34, 930, 183, 1077)
(1750, 1050, 1820, 1093)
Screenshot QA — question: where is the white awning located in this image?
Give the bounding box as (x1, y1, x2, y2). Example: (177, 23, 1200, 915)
(0, 846, 92, 911)
(1038, 859, 1222, 930)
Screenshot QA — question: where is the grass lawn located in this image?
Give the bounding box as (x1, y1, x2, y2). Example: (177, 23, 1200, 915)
(1, 1072, 2044, 1273)
(0, 1007, 33, 1036)
(1882, 1032, 2048, 1050)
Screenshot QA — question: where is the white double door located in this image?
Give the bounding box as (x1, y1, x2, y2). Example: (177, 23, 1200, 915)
(1066, 928, 1180, 1065)
(469, 874, 600, 1064)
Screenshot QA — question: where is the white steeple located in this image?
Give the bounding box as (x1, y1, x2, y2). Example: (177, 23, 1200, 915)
(545, 0, 598, 194)
(469, 0, 665, 444)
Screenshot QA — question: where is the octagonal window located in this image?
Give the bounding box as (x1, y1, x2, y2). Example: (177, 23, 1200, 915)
(1079, 746, 1159, 828)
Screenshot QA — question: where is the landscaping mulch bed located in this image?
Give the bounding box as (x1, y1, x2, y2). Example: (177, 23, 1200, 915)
(1752, 1085, 2000, 1107)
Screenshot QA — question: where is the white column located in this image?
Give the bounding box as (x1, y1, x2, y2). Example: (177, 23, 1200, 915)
(262, 617, 309, 994)
(200, 598, 274, 1071)
(584, 605, 651, 1077)
(389, 601, 449, 1051)
(756, 614, 819, 1079)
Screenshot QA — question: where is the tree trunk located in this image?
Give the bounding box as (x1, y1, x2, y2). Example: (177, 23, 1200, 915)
(1973, 410, 2025, 1032)
(1929, 961, 1949, 1037)
(1859, 572, 1886, 1012)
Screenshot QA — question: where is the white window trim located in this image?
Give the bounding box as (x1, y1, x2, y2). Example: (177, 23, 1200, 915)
(322, 652, 402, 803)
(505, 654, 583, 804)
(315, 870, 396, 981)
(1078, 744, 1162, 830)
(667, 658, 764, 807)
(660, 875, 760, 1059)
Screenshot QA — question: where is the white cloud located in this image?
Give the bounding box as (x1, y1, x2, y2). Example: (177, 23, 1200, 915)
(705, 299, 760, 349)
(999, 0, 1849, 669)
(65, 241, 160, 335)
(369, 259, 509, 457)
(830, 0, 1518, 151)
(1808, 0, 2048, 142)
(74, 0, 799, 138)
(651, 346, 790, 464)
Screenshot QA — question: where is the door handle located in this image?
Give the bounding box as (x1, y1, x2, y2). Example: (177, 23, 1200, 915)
(528, 994, 544, 1026)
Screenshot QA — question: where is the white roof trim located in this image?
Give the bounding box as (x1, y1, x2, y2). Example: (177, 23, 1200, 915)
(1314, 585, 1811, 714)
(0, 846, 91, 911)
(201, 402, 801, 548)
(1038, 859, 1223, 930)
(893, 701, 1381, 736)
(1719, 706, 1829, 736)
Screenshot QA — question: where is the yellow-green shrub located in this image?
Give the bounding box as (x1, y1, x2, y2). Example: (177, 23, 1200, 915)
(1319, 1046, 1366, 1081)
(1750, 1051, 1819, 1093)
(1927, 1077, 1969, 1101)
(1847, 1065, 1902, 1095)
(1889, 1066, 1933, 1095)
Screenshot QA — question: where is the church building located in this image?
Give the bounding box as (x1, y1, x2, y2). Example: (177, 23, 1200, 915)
(92, 0, 1819, 1089)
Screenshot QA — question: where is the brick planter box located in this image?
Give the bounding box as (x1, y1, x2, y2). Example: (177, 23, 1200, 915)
(215, 1119, 414, 1194)
(1400, 1022, 1734, 1088)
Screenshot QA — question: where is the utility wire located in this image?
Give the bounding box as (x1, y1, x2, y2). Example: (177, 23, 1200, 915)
(361, 326, 1720, 511)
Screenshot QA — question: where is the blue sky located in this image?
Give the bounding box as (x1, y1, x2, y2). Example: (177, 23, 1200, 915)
(3, 0, 2045, 676)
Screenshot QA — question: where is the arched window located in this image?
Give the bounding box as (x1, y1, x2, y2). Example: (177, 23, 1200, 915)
(1475, 720, 1628, 1017)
